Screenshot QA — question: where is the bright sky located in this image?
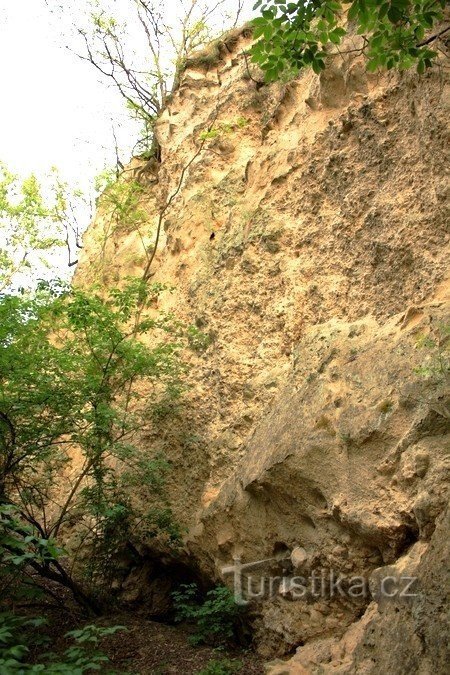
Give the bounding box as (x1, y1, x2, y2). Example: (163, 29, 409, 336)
(0, 0, 135, 189)
(0, 0, 253, 186)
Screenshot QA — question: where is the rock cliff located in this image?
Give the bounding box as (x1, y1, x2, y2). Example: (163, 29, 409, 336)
(76, 27, 449, 672)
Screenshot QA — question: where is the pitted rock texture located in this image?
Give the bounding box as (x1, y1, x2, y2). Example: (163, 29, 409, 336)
(77, 27, 449, 670)
(267, 505, 450, 674)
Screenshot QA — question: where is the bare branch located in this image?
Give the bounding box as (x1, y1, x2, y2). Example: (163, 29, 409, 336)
(417, 24, 450, 47)
(142, 105, 219, 281)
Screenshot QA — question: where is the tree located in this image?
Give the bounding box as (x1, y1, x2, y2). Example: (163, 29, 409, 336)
(250, 0, 448, 80)
(0, 165, 62, 292)
(0, 164, 90, 291)
(0, 278, 183, 612)
(73, 0, 247, 156)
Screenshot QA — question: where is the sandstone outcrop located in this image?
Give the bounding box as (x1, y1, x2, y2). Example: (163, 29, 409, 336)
(77, 27, 449, 670)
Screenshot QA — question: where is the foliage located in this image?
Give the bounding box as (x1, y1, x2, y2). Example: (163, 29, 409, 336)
(0, 165, 64, 291)
(126, 101, 158, 158)
(96, 173, 146, 232)
(0, 164, 91, 289)
(0, 505, 63, 569)
(0, 278, 183, 608)
(172, 583, 241, 646)
(199, 118, 250, 141)
(0, 613, 124, 673)
(197, 658, 243, 675)
(0, 612, 47, 670)
(92, 168, 153, 275)
(414, 322, 450, 380)
(187, 325, 212, 352)
(250, 0, 448, 81)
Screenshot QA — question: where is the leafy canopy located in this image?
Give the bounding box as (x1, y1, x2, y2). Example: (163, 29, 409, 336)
(0, 165, 63, 291)
(0, 278, 183, 610)
(0, 164, 89, 290)
(250, 0, 448, 80)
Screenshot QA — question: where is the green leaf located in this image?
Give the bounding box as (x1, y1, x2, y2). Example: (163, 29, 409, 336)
(329, 29, 343, 44)
(417, 59, 425, 74)
(366, 57, 379, 72)
(370, 32, 384, 49)
(312, 59, 325, 74)
(347, 1, 359, 21)
(378, 3, 389, 19)
(387, 6, 403, 22)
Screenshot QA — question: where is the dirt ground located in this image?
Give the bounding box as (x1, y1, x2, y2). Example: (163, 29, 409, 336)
(99, 615, 264, 674)
(30, 607, 264, 675)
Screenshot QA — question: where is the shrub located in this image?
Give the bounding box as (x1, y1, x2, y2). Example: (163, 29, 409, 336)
(172, 583, 241, 646)
(415, 323, 450, 381)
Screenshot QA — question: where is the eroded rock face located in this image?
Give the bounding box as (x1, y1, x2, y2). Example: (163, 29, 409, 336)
(76, 26, 449, 670)
(267, 505, 450, 674)
(191, 307, 449, 656)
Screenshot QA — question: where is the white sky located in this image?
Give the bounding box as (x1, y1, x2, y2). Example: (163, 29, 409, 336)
(0, 0, 135, 189)
(0, 0, 254, 185)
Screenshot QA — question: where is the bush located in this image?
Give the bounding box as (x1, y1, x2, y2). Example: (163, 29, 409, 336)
(172, 583, 241, 646)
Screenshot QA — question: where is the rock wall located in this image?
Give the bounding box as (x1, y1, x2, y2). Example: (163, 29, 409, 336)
(77, 27, 449, 671)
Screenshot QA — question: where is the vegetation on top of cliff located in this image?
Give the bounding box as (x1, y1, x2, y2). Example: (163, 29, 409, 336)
(67, 0, 248, 158)
(250, 0, 449, 80)
(181, 24, 254, 71)
(65, 0, 448, 167)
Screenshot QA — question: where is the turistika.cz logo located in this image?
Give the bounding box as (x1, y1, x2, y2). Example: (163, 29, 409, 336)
(221, 554, 418, 606)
